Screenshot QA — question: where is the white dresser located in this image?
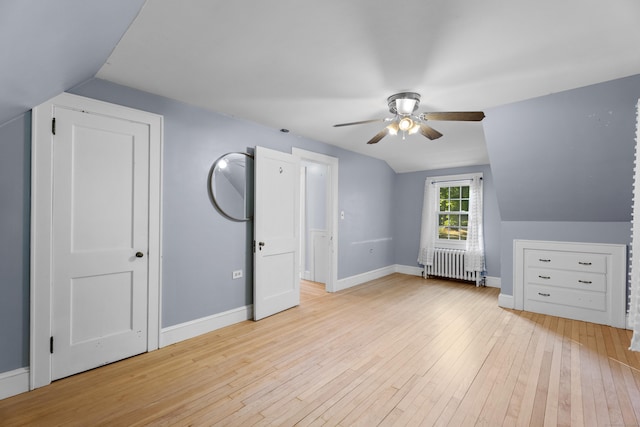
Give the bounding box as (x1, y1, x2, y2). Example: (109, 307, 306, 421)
(514, 240, 627, 328)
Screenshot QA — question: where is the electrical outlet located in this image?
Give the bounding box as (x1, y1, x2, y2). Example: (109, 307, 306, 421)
(232, 270, 243, 279)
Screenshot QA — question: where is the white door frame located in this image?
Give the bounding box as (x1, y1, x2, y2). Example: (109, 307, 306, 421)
(30, 92, 163, 389)
(299, 168, 309, 280)
(292, 148, 338, 292)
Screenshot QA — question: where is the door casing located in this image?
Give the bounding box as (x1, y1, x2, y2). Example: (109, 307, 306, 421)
(30, 92, 163, 389)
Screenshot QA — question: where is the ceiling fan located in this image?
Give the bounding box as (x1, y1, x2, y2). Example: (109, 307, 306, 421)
(333, 92, 485, 144)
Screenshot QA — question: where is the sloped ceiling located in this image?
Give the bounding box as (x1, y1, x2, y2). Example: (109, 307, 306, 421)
(2, 1, 640, 173)
(0, 0, 145, 125)
(96, 0, 640, 172)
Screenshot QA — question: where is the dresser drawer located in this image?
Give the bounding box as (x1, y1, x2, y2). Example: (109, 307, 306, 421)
(526, 284, 606, 311)
(525, 250, 606, 273)
(526, 267, 606, 292)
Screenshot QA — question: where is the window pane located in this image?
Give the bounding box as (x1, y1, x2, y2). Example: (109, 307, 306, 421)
(439, 214, 448, 226)
(440, 200, 448, 211)
(462, 186, 469, 198)
(461, 200, 469, 212)
(461, 214, 468, 226)
(460, 227, 468, 240)
(449, 214, 460, 226)
(449, 227, 460, 240)
(450, 200, 460, 211)
(450, 186, 461, 198)
(438, 226, 449, 239)
(440, 187, 449, 200)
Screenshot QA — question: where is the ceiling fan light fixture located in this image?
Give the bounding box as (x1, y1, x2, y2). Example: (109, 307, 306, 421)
(333, 92, 484, 144)
(398, 116, 414, 131)
(395, 98, 418, 115)
(387, 92, 421, 115)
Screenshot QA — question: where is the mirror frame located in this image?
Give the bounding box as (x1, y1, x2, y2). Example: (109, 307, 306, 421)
(208, 152, 254, 222)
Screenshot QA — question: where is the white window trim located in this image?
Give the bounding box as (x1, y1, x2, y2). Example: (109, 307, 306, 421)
(430, 173, 482, 250)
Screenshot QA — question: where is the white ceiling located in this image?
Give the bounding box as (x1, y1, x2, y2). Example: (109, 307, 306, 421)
(97, 0, 640, 172)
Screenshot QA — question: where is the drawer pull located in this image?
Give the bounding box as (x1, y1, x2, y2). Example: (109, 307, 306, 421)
(538, 258, 551, 262)
(538, 275, 551, 280)
(578, 261, 592, 266)
(538, 292, 551, 297)
(578, 280, 592, 284)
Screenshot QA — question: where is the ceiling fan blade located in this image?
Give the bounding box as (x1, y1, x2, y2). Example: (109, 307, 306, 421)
(333, 118, 385, 127)
(421, 112, 485, 121)
(367, 128, 389, 144)
(419, 123, 443, 140)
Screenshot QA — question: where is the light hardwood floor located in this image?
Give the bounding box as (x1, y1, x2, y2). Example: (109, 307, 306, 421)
(2, 273, 640, 426)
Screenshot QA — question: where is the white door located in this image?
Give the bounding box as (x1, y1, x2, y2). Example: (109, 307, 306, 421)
(50, 107, 150, 380)
(254, 146, 300, 320)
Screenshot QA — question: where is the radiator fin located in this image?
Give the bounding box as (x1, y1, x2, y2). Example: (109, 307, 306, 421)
(424, 248, 480, 285)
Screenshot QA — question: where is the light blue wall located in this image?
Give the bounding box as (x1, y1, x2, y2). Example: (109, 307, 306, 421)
(393, 164, 502, 278)
(483, 74, 638, 223)
(337, 150, 396, 278)
(69, 78, 397, 326)
(0, 114, 31, 373)
(0, 0, 145, 126)
(0, 1, 147, 372)
(483, 74, 640, 296)
(0, 78, 398, 372)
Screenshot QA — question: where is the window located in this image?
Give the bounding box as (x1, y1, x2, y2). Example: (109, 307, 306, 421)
(418, 172, 484, 268)
(438, 184, 469, 243)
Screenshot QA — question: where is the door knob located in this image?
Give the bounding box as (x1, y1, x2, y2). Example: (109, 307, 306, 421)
(258, 242, 265, 251)
(135, 252, 144, 258)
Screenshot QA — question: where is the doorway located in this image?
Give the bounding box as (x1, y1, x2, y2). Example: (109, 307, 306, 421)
(301, 161, 329, 284)
(292, 148, 338, 293)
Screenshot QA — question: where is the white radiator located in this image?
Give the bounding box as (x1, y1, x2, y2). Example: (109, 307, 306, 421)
(424, 248, 480, 285)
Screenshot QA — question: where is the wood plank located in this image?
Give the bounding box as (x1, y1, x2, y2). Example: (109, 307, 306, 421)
(569, 319, 584, 427)
(0, 274, 639, 426)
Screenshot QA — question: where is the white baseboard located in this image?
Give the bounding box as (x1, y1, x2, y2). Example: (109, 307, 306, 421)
(160, 305, 252, 347)
(393, 266, 501, 288)
(335, 265, 396, 291)
(394, 264, 424, 277)
(485, 276, 501, 289)
(336, 265, 494, 290)
(0, 367, 29, 400)
(498, 293, 515, 309)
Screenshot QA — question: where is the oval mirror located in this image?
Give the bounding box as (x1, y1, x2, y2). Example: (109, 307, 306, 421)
(209, 152, 254, 221)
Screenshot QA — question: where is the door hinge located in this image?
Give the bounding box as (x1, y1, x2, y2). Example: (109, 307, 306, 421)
(253, 240, 256, 253)
(51, 118, 56, 135)
(50, 336, 54, 354)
